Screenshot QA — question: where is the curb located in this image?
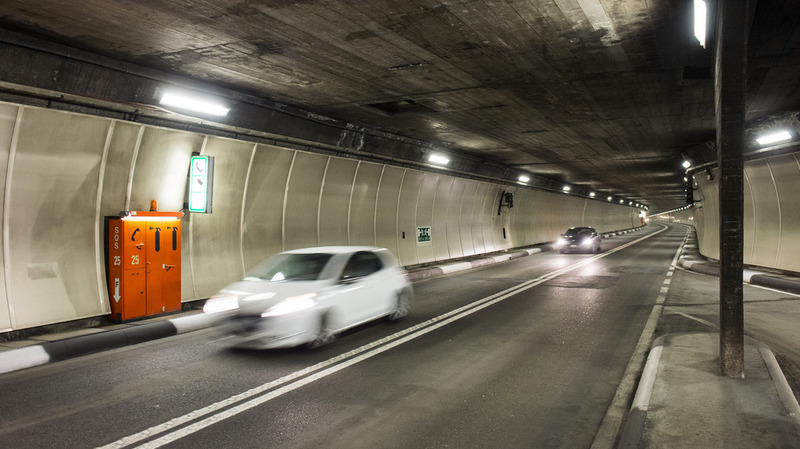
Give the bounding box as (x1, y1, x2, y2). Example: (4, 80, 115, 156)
(677, 230, 800, 293)
(0, 313, 216, 375)
(615, 334, 800, 448)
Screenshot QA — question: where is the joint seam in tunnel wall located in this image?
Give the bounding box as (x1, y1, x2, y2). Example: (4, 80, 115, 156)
(93, 121, 115, 312)
(124, 126, 145, 212)
(95, 226, 667, 449)
(766, 159, 781, 268)
(281, 151, 297, 252)
(239, 143, 257, 276)
(187, 136, 209, 301)
(345, 161, 359, 246)
(316, 156, 330, 247)
(2, 106, 23, 329)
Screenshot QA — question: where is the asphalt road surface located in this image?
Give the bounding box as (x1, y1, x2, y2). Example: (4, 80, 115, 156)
(0, 224, 688, 449)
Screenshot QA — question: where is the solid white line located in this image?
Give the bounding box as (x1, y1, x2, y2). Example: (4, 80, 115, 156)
(98, 227, 666, 449)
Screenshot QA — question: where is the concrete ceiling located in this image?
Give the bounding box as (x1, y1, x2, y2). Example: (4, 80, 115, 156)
(0, 0, 798, 212)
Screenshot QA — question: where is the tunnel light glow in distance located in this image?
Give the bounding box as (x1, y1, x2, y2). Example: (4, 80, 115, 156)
(756, 130, 792, 146)
(160, 91, 230, 117)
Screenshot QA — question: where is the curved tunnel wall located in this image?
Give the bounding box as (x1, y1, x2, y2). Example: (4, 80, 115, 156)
(0, 102, 640, 332)
(693, 151, 800, 273)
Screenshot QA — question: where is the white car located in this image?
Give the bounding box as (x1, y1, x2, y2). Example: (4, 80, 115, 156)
(203, 246, 414, 349)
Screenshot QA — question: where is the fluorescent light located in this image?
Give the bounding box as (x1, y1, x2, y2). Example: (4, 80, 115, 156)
(694, 0, 707, 48)
(518, 175, 530, 183)
(589, 192, 596, 198)
(562, 185, 571, 192)
(619, 199, 624, 204)
(160, 91, 230, 116)
(607, 196, 612, 201)
(756, 130, 792, 146)
(682, 160, 691, 169)
(428, 153, 450, 165)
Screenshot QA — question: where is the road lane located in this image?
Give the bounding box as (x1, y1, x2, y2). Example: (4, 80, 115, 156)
(0, 224, 687, 448)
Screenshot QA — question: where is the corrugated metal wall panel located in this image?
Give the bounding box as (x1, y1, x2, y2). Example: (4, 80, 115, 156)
(283, 152, 327, 251)
(6, 107, 111, 328)
(349, 161, 381, 247)
(771, 154, 800, 271)
(190, 137, 253, 299)
(318, 157, 357, 246)
(241, 145, 294, 271)
(0, 102, 654, 331)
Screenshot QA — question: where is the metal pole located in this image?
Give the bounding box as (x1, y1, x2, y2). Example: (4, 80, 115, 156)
(714, 0, 748, 378)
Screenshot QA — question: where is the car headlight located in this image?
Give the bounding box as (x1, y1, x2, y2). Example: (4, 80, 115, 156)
(261, 293, 317, 317)
(556, 238, 567, 247)
(581, 238, 593, 246)
(203, 294, 240, 314)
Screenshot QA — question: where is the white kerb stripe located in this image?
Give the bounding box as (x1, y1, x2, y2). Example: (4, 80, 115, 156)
(0, 345, 51, 374)
(438, 262, 474, 274)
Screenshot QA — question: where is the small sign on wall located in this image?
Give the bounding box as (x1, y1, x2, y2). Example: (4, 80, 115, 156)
(189, 155, 214, 213)
(417, 226, 431, 243)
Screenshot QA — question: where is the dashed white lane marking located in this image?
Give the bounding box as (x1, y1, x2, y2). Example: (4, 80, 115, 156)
(99, 228, 666, 449)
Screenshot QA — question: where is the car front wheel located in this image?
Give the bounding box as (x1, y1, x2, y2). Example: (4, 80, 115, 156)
(307, 313, 336, 348)
(388, 288, 413, 321)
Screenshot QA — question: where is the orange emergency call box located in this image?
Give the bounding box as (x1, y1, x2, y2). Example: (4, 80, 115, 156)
(106, 209, 183, 322)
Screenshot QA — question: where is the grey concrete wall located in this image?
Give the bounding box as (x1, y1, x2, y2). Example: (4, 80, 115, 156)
(693, 152, 800, 273)
(0, 102, 639, 332)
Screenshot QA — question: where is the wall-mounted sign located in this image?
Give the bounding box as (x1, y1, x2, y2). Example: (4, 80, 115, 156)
(189, 155, 214, 213)
(417, 226, 431, 243)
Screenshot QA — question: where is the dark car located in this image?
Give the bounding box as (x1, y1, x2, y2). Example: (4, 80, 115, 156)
(556, 227, 601, 254)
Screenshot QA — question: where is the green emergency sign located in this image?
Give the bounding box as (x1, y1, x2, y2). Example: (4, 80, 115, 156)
(189, 155, 214, 213)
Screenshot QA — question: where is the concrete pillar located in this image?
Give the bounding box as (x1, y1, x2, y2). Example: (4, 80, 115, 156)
(714, 0, 748, 378)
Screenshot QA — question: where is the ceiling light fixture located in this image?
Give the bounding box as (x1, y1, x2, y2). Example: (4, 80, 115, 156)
(428, 153, 450, 165)
(518, 175, 530, 183)
(694, 0, 707, 48)
(562, 185, 571, 193)
(755, 130, 792, 146)
(607, 196, 613, 201)
(682, 160, 691, 169)
(589, 192, 596, 198)
(159, 91, 230, 117)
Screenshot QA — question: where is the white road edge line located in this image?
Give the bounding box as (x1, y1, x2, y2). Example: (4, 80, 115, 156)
(97, 227, 664, 449)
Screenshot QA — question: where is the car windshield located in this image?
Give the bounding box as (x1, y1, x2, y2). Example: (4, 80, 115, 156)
(244, 253, 334, 282)
(564, 228, 590, 237)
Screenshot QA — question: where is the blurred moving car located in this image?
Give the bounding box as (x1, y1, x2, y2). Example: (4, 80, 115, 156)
(203, 246, 413, 349)
(556, 227, 602, 254)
